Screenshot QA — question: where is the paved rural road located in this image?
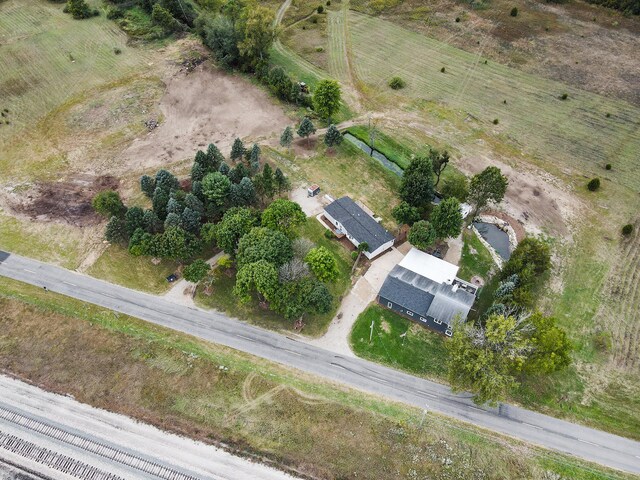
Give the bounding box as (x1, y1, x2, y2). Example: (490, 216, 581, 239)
(1, 251, 639, 475)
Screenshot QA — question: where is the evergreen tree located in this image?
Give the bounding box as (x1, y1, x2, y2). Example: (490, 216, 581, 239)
(297, 117, 316, 146)
(155, 169, 179, 192)
(142, 210, 163, 234)
(191, 162, 206, 182)
(280, 126, 294, 149)
(230, 163, 250, 184)
(140, 175, 156, 198)
(166, 197, 183, 216)
(191, 181, 204, 201)
(230, 138, 245, 162)
(323, 124, 343, 150)
(430, 197, 463, 239)
(152, 187, 170, 220)
(164, 212, 181, 230)
(230, 177, 257, 207)
(151, 3, 182, 32)
(105, 216, 127, 244)
(184, 193, 204, 215)
(202, 172, 232, 209)
(206, 143, 224, 171)
(249, 143, 261, 173)
(181, 207, 202, 233)
(92, 190, 126, 218)
(255, 163, 275, 200)
(274, 168, 290, 194)
(218, 162, 231, 176)
(124, 207, 145, 237)
(400, 156, 435, 209)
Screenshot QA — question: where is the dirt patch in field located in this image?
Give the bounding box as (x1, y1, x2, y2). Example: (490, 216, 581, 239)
(115, 60, 291, 173)
(5, 175, 118, 227)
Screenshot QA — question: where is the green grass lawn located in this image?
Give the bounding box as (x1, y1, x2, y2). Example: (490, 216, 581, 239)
(350, 305, 448, 380)
(0, 276, 630, 480)
(345, 125, 417, 169)
(87, 245, 179, 294)
(457, 229, 496, 282)
(196, 219, 353, 337)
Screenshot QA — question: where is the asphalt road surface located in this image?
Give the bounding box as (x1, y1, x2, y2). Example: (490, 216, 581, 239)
(0, 251, 639, 475)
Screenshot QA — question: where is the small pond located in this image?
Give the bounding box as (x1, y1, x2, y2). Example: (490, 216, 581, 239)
(343, 133, 404, 177)
(473, 221, 511, 261)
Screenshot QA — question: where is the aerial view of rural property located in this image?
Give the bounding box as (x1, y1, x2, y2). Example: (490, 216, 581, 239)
(1, 0, 639, 477)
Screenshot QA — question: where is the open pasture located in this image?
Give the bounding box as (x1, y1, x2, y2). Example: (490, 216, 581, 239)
(0, 0, 155, 180)
(347, 12, 640, 190)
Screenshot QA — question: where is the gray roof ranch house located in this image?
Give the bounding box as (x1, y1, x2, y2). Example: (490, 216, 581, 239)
(323, 196, 395, 259)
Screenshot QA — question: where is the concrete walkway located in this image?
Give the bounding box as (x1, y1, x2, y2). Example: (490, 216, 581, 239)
(163, 251, 225, 307)
(306, 247, 404, 356)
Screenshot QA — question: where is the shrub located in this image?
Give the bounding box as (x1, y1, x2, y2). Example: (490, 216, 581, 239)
(317, 5, 324, 13)
(493, 118, 499, 125)
(93, 190, 126, 218)
(605, 163, 612, 170)
(560, 93, 568, 100)
(311, 16, 318, 23)
(510, 6, 518, 16)
(106, 7, 124, 19)
(606, 112, 611, 118)
(326, 0, 331, 4)
(455, 16, 460, 22)
(440, 67, 446, 73)
(622, 224, 633, 236)
(351, 251, 358, 260)
(324, 228, 334, 239)
(593, 330, 611, 353)
(388, 76, 406, 90)
(587, 178, 600, 191)
(114, 47, 122, 55)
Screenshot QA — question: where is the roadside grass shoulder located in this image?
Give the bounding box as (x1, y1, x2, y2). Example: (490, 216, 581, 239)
(195, 219, 353, 337)
(0, 276, 632, 480)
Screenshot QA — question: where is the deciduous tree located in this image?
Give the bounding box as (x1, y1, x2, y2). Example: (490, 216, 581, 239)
(202, 172, 232, 209)
(440, 175, 469, 202)
(430, 149, 450, 188)
(233, 260, 279, 303)
(408, 220, 437, 251)
(214, 207, 259, 255)
(313, 79, 341, 122)
(237, 6, 276, 69)
(430, 197, 463, 239)
(305, 246, 339, 282)
(400, 156, 434, 209)
(236, 227, 293, 268)
(261, 199, 306, 238)
(392, 201, 420, 226)
(183, 259, 211, 283)
(468, 166, 508, 218)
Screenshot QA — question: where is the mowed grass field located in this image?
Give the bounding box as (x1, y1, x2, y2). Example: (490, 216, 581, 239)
(0, 0, 155, 180)
(347, 12, 640, 190)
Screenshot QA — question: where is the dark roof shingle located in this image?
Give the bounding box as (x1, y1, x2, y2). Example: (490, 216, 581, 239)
(324, 197, 394, 252)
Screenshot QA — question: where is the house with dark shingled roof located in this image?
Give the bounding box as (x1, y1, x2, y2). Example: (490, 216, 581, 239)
(323, 196, 395, 259)
(377, 248, 478, 336)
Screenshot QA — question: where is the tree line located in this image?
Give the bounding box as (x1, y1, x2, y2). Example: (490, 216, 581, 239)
(93, 140, 340, 326)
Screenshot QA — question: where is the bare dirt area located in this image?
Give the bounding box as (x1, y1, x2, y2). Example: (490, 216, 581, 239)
(4, 175, 119, 227)
(354, 0, 640, 104)
(115, 60, 291, 173)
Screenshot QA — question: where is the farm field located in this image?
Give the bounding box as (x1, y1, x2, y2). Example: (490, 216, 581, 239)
(347, 12, 640, 190)
(0, 276, 634, 480)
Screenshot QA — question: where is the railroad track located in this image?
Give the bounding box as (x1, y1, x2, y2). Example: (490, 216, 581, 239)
(0, 404, 205, 480)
